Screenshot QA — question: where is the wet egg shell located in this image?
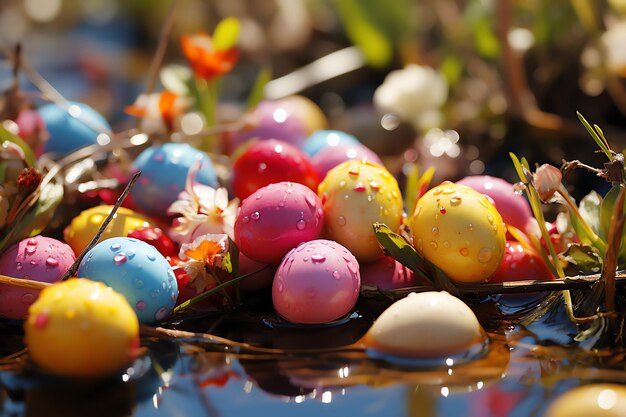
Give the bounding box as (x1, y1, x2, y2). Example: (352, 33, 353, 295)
(360, 255, 422, 290)
(64, 205, 153, 255)
(318, 159, 404, 262)
(300, 130, 360, 157)
(0, 236, 76, 320)
(311, 143, 383, 181)
(410, 181, 506, 284)
(365, 291, 486, 358)
(232, 139, 320, 200)
(272, 239, 360, 324)
(77, 237, 178, 323)
(545, 384, 626, 417)
(40, 101, 111, 157)
(234, 182, 324, 264)
(24, 278, 139, 378)
(130, 143, 217, 218)
(457, 175, 533, 233)
(488, 241, 554, 283)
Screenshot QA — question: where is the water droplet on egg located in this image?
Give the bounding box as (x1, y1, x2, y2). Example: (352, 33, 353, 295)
(369, 181, 380, 191)
(311, 253, 326, 263)
(439, 207, 447, 214)
(134, 278, 144, 289)
(46, 257, 59, 267)
(442, 187, 455, 195)
(353, 182, 366, 192)
(15, 262, 22, 271)
(30, 260, 37, 266)
(332, 270, 341, 280)
(26, 245, 36, 255)
(443, 240, 450, 248)
(110, 242, 121, 251)
(417, 238, 424, 251)
(146, 252, 156, 261)
(450, 196, 462, 206)
(22, 293, 35, 305)
(477, 248, 493, 263)
(276, 278, 284, 292)
(348, 169, 359, 177)
(151, 289, 160, 299)
(303, 257, 309, 262)
(467, 224, 474, 231)
(431, 227, 439, 236)
(337, 215, 347, 226)
(114, 253, 128, 265)
(251, 212, 260, 221)
(347, 260, 358, 275)
(429, 241, 438, 250)
(136, 301, 146, 310)
(459, 248, 469, 256)
(242, 216, 250, 224)
(433, 188, 442, 195)
(27, 238, 37, 246)
(295, 219, 306, 230)
(487, 214, 494, 224)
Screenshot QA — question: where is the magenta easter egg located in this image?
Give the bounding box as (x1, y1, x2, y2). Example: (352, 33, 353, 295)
(0, 236, 76, 319)
(311, 144, 383, 181)
(234, 182, 324, 264)
(273, 239, 360, 324)
(456, 175, 533, 233)
(360, 256, 421, 290)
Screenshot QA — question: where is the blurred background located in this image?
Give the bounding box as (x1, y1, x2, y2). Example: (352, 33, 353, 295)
(1, 0, 625, 198)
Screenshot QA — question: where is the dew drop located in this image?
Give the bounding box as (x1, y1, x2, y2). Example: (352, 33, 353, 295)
(46, 257, 59, 267)
(439, 207, 447, 214)
(487, 214, 494, 224)
(348, 169, 359, 177)
(433, 188, 443, 195)
(134, 278, 144, 289)
(429, 241, 438, 250)
(26, 245, 36, 255)
(369, 181, 380, 191)
(22, 293, 35, 305)
(146, 252, 156, 261)
(15, 262, 23, 271)
(110, 242, 121, 251)
(442, 187, 455, 195)
(276, 278, 284, 293)
(477, 248, 493, 263)
(459, 247, 469, 256)
(311, 253, 326, 263)
(339, 180, 346, 188)
(136, 301, 146, 310)
(443, 240, 450, 248)
(332, 270, 341, 280)
(26, 238, 37, 246)
(255, 194, 263, 200)
(242, 216, 250, 224)
(296, 219, 306, 230)
(303, 257, 309, 262)
(353, 182, 366, 192)
(467, 224, 474, 231)
(346, 261, 358, 275)
(431, 227, 439, 236)
(417, 238, 424, 251)
(151, 289, 160, 299)
(337, 215, 347, 226)
(251, 211, 260, 221)
(450, 196, 462, 206)
(114, 253, 128, 265)
(30, 260, 37, 266)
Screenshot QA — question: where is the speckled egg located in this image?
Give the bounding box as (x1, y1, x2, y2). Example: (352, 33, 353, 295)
(272, 239, 360, 324)
(24, 278, 139, 377)
(300, 130, 360, 157)
(40, 101, 111, 156)
(232, 139, 319, 200)
(364, 291, 486, 359)
(318, 159, 404, 262)
(234, 182, 324, 264)
(0, 236, 76, 320)
(130, 143, 217, 217)
(457, 175, 533, 233)
(64, 205, 153, 255)
(545, 384, 626, 417)
(77, 237, 178, 323)
(311, 143, 383, 181)
(360, 256, 420, 290)
(410, 181, 506, 283)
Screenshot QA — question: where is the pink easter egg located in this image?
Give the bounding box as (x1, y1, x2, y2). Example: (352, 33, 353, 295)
(311, 144, 383, 181)
(0, 236, 76, 320)
(272, 239, 360, 324)
(234, 182, 324, 264)
(360, 256, 421, 290)
(456, 175, 533, 233)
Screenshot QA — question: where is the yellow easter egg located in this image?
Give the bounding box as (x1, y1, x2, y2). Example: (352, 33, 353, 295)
(282, 95, 328, 134)
(545, 384, 626, 417)
(64, 205, 152, 255)
(410, 181, 506, 283)
(24, 278, 140, 378)
(318, 160, 404, 262)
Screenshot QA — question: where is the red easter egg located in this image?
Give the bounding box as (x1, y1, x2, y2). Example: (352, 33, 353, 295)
(232, 139, 319, 200)
(488, 241, 554, 283)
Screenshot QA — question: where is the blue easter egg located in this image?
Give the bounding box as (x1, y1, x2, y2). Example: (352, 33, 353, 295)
(77, 237, 178, 323)
(40, 101, 111, 156)
(300, 130, 360, 157)
(130, 143, 218, 217)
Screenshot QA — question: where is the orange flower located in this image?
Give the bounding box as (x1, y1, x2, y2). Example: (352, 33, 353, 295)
(181, 33, 238, 80)
(125, 91, 190, 134)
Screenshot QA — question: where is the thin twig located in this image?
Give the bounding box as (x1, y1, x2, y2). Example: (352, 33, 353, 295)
(61, 171, 141, 281)
(0, 274, 51, 290)
(144, 0, 179, 96)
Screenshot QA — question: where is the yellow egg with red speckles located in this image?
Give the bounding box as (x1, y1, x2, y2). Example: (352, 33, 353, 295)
(24, 278, 140, 378)
(318, 160, 403, 262)
(64, 205, 152, 255)
(410, 181, 506, 283)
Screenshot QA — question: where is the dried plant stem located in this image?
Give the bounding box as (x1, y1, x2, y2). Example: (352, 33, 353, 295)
(604, 187, 626, 315)
(0, 274, 51, 290)
(144, 0, 180, 96)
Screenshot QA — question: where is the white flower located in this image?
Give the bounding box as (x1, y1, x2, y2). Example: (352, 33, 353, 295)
(168, 163, 239, 244)
(125, 91, 190, 135)
(373, 64, 448, 131)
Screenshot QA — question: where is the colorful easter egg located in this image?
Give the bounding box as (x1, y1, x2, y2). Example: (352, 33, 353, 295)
(488, 241, 553, 283)
(272, 239, 360, 324)
(360, 256, 420, 290)
(545, 384, 626, 417)
(130, 143, 217, 217)
(311, 143, 383, 180)
(40, 101, 111, 156)
(300, 130, 360, 157)
(318, 160, 403, 262)
(24, 278, 139, 377)
(410, 181, 506, 283)
(77, 237, 178, 323)
(64, 205, 152, 255)
(234, 182, 324, 264)
(0, 236, 76, 320)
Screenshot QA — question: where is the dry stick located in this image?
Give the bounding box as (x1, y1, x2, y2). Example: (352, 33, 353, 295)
(604, 187, 626, 315)
(144, 0, 179, 96)
(61, 171, 141, 281)
(0, 274, 51, 290)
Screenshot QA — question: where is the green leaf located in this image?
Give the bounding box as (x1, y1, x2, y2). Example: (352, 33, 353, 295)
(213, 17, 240, 51)
(0, 181, 63, 253)
(577, 112, 613, 161)
(561, 243, 602, 275)
(473, 19, 500, 59)
(440, 55, 463, 87)
(160, 64, 192, 96)
(0, 125, 36, 167)
(372, 223, 430, 283)
(578, 191, 603, 238)
(246, 67, 272, 110)
(228, 237, 239, 277)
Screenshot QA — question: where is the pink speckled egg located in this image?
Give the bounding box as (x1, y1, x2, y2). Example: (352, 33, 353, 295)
(360, 256, 421, 290)
(311, 144, 383, 181)
(0, 236, 76, 319)
(234, 182, 324, 264)
(456, 175, 533, 233)
(273, 239, 360, 324)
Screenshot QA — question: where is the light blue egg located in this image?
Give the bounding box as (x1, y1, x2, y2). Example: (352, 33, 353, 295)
(300, 130, 360, 157)
(40, 101, 111, 157)
(77, 237, 178, 323)
(130, 143, 218, 217)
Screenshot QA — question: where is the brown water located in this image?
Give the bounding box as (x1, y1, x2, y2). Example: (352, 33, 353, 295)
(1, 293, 625, 417)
